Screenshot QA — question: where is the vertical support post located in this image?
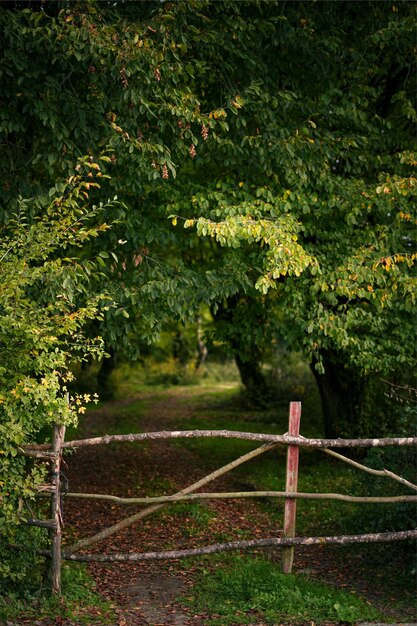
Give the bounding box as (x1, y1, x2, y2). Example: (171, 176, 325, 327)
(282, 401, 301, 574)
(49, 423, 66, 594)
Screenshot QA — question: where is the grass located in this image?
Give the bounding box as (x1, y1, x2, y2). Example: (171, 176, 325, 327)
(172, 388, 356, 537)
(182, 554, 384, 625)
(165, 501, 216, 537)
(111, 358, 241, 398)
(140, 476, 216, 534)
(0, 563, 116, 625)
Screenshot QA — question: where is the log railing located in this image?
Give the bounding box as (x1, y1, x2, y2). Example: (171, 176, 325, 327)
(19, 402, 417, 593)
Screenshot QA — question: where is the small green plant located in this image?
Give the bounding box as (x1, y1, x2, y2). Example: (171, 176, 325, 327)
(0, 563, 116, 625)
(170, 502, 215, 537)
(183, 555, 384, 625)
(145, 475, 177, 494)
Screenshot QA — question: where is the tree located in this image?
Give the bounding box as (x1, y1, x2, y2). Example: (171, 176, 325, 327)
(161, 1, 417, 435)
(1, 1, 270, 402)
(1, 0, 416, 438)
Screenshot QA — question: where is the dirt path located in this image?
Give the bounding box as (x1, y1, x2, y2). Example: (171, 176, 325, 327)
(64, 388, 277, 625)
(61, 388, 416, 626)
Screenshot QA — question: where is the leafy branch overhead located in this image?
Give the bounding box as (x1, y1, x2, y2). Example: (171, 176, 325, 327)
(1, 2, 415, 368)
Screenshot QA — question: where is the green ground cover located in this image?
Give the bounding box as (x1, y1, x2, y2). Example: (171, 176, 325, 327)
(0, 563, 116, 625)
(182, 555, 383, 625)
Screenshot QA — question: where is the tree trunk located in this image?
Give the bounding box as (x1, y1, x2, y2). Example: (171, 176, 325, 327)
(97, 348, 117, 400)
(195, 315, 208, 371)
(212, 295, 270, 405)
(311, 352, 365, 438)
(234, 351, 269, 404)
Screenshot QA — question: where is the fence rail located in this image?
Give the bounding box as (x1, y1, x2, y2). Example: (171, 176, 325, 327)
(50, 490, 417, 505)
(60, 530, 417, 563)
(18, 401, 417, 594)
(25, 431, 417, 450)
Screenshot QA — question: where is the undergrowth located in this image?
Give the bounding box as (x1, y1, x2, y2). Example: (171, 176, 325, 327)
(112, 358, 240, 396)
(183, 554, 384, 625)
(0, 563, 116, 625)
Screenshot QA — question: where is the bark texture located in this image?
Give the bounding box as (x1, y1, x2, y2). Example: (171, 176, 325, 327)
(61, 530, 417, 562)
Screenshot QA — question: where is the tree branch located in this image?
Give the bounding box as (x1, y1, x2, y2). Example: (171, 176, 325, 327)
(25, 518, 57, 529)
(322, 447, 417, 492)
(20, 449, 58, 459)
(64, 442, 277, 554)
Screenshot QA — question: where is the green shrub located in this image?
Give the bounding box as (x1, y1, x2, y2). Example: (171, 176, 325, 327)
(0, 159, 115, 584)
(350, 396, 417, 573)
(0, 562, 115, 625)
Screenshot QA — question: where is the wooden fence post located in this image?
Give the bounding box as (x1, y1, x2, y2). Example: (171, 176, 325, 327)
(49, 423, 66, 594)
(282, 401, 301, 574)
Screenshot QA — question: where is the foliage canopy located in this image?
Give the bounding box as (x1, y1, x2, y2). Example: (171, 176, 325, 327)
(1, 1, 415, 369)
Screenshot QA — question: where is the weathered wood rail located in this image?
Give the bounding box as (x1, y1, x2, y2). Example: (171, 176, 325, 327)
(19, 402, 417, 594)
(26, 431, 417, 450)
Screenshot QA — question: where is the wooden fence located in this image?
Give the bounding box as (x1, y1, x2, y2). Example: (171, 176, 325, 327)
(21, 402, 417, 594)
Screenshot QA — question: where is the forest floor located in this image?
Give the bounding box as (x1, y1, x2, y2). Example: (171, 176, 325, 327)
(6, 384, 416, 625)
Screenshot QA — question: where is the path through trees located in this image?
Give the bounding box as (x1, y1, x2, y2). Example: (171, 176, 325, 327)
(57, 387, 416, 625)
